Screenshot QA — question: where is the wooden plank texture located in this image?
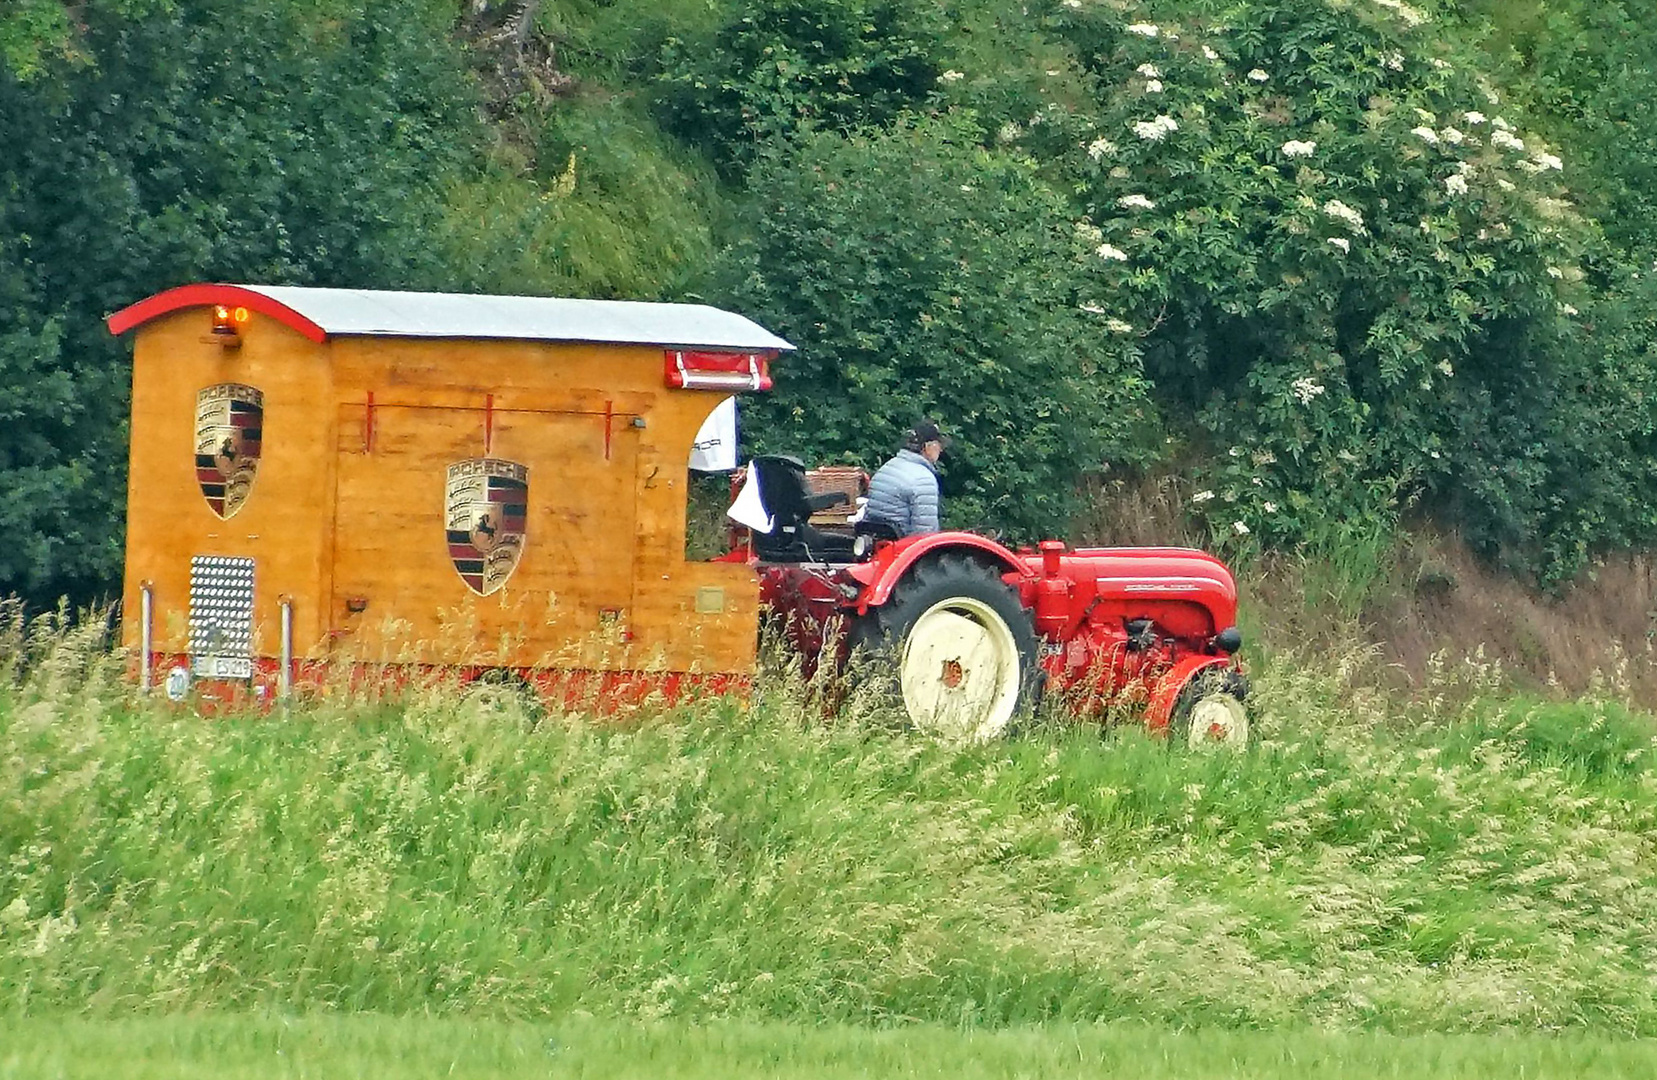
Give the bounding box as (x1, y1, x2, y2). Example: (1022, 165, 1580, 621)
(124, 315, 762, 680)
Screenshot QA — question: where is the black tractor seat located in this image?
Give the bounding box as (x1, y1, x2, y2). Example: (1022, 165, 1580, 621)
(746, 455, 860, 563)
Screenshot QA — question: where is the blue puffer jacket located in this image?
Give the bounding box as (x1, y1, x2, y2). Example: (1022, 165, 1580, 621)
(864, 449, 941, 536)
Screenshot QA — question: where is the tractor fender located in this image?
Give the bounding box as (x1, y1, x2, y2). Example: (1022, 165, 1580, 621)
(1146, 654, 1235, 731)
(842, 531, 1030, 613)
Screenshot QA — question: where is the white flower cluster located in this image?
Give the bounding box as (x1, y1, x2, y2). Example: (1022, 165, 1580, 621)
(938, 70, 965, 83)
(1383, 51, 1404, 72)
(1105, 318, 1135, 334)
(1233, 521, 1251, 536)
(1117, 193, 1157, 211)
(1328, 237, 1350, 253)
(1132, 115, 1179, 141)
(1063, 0, 1081, 7)
(1079, 302, 1106, 314)
(1410, 126, 1439, 145)
(1126, 23, 1159, 37)
(1463, 111, 1486, 125)
(1096, 243, 1129, 261)
(1281, 139, 1317, 158)
(1322, 200, 1365, 232)
(997, 122, 1023, 143)
(1440, 127, 1464, 145)
(1074, 220, 1103, 244)
(1437, 359, 1454, 377)
(1546, 266, 1564, 279)
(1086, 137, 1117, 160)
(1534, 151, 1563, 171)
(1444, 173, 1469, 196)
(1145, 80, 1164, 94)
(1247, 68, 1270, 83)
(1292, 376, 1326, 404)
(1136, 63, 1161, 78)
(1490, 128, 1525, 152)
(1202, 45, 1220, 61)
(1191, 490, 1216, 503)
(1371, 0, 1427, 27)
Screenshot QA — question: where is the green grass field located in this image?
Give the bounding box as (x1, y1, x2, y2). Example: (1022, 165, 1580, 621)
(6, 1016, 1657, 1079)
(5, 620, 1657, 1075)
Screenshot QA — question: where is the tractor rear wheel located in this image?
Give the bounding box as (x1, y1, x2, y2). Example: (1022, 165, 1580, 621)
(855, 554, 1039, 741)
(1168, 669, 1250, 750)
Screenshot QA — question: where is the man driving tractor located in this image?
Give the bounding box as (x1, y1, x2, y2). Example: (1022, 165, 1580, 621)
(863, 419, 946, 537)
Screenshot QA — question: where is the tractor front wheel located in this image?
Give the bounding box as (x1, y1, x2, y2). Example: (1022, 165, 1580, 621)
(856, 554, 1039, 741)
(1168, 669, 1250, 750)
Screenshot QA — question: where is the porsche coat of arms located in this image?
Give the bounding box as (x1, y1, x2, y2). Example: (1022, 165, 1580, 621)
(445, 458, 529, 595)
(194, 383, 264, 519)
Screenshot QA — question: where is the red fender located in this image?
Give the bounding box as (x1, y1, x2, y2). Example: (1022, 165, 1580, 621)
(1146, 654, 1235, 731)
(840, 531, 1031, 613)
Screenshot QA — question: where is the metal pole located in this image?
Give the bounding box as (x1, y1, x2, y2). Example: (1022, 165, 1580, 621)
(279, 596, 293, 701)
(139, 582, 154, 695)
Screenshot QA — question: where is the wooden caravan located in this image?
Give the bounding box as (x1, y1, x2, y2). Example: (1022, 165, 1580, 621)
(107, 284, 791, 702)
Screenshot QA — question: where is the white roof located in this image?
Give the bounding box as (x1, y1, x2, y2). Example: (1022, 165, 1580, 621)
(235, 285, 792, 350)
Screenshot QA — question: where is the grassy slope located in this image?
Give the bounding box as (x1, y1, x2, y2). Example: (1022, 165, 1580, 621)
(4, 636, 1657, 1033)
(6, 1015, 1657, 1080)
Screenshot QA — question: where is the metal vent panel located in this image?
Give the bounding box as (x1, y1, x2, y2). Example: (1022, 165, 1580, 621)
(189, 555, 255, 678)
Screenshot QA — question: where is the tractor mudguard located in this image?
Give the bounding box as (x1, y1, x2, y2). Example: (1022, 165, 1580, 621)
(841, 531, 1030, 613)
(1146, 654, 1237, 731)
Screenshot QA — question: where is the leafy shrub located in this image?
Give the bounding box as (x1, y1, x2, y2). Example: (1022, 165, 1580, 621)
(714, 116, 1157, 538)
(653, 0, 948, 176)
(1022, 0, 1627, 573)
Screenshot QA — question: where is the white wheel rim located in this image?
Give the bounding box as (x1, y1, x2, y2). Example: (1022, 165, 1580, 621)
(899, 596, 1022, 741)
(1186, 693, 1249, 750)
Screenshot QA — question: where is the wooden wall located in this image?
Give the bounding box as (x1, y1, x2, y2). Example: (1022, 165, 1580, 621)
(123, 307, 336, 664)
(124, 307, 760, 678)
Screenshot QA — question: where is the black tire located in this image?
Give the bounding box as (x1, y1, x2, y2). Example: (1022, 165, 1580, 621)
(853, 553, 1039, 740)
(1167, 667, 1250, 751)
(464, 668, 546, 727)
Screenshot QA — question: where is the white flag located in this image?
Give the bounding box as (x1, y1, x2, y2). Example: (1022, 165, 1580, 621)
(689, 396, 738, 473)
(726, 463, 774, 534)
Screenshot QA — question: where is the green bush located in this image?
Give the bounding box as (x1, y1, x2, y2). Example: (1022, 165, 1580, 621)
(714, 116, 1157, 539)
(1028, 0, 1629, 573)
(653, 0, 948, 176)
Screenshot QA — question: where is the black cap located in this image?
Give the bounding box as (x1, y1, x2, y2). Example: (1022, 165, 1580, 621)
(909, 419, 946, 448)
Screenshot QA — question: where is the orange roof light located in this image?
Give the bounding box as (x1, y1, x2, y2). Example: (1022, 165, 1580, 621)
(211, 305, 251, 337)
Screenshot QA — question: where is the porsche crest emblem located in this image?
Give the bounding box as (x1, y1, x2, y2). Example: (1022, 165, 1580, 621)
(194, 383, 264, 519)
(445, 459, 528, 596)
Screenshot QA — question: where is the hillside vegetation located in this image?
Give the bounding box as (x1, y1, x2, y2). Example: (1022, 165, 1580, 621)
(5, 620, 1657, 1032)
(4, 0, 1657, 605)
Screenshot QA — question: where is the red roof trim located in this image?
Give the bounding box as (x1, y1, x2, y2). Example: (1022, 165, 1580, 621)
(107, 284, 329, 343)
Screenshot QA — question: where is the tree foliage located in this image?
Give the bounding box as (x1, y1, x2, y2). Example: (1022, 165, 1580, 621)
(652, 0, 948, 175)
(0, 0, 480, 603)
(717, 118, 1155, 536)
(1025, 0, 1623, 575)
(9, 0, 1657, 601)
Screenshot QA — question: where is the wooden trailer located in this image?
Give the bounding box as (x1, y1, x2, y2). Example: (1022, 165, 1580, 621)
(107, 284, 791, 703)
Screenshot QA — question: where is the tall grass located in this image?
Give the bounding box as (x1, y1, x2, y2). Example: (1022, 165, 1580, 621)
(3, 607, 1657, 1032)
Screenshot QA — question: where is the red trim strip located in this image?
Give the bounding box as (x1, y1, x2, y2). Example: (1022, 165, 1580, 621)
(107, 284, 329, 343)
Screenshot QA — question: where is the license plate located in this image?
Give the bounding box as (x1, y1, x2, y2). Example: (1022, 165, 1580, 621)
(192, 655, 252, 680)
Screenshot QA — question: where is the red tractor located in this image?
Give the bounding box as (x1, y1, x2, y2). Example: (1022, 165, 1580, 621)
(730, 456, 1249, 745)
